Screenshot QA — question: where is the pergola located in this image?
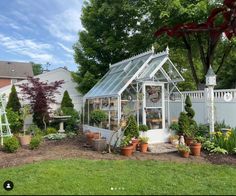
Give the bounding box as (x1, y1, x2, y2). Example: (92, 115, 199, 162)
(83, 47, 184, 143)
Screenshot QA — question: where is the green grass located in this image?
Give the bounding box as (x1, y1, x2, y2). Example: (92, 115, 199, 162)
(0, 159, 235, 195)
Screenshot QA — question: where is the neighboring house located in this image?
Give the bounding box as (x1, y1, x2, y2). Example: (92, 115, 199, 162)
(0, 67, 83, 113)
(0, 61, 33, 88)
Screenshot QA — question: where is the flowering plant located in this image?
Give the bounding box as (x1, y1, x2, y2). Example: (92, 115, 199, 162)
(120, 136, 132, 148)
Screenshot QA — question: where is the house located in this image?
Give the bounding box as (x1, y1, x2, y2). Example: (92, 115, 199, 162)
(0, 61, 33, 88)
(83, 48, 184, 144)
(0, 67, 83, 113)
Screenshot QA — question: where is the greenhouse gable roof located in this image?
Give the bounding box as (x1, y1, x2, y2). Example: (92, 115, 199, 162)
(85, 48, 184, 98)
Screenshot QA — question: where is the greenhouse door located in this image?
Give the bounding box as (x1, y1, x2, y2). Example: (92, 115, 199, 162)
(143, 83, 165, 130)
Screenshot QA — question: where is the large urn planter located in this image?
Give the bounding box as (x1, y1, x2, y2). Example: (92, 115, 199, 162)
(190, 142, 202, 156)
(121, 146, 133, 156)
(18, 135, 31, 146)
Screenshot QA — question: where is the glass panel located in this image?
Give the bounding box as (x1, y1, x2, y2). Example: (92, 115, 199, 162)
(110, 98, 118, 131)
(162, 62, 182, 81)
(139, 55, 166, 79)
(88, 99, 94, 126)
(84, 100, 89, 125)
(145, 86, 162, 107)
(85, 52, 152, 98)
(154, 70, 168, 82)
(146, 108, 162, 129)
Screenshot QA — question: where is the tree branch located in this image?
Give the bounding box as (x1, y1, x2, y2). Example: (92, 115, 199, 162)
(216, 43, 233, 74)
(182, 34, 199, 87)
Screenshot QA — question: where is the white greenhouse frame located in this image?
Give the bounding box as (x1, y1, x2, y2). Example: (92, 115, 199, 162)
(83, 47, 184, 144)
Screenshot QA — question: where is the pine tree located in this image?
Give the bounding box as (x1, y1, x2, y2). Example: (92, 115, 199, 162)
(6, 85, 21, 113)
(61, 90, 74, 109)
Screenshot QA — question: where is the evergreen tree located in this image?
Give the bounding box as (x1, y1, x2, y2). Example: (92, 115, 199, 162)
(184, 95, 195, 119)
(61, 90, 74, 109)
(6, 85, 21, 113)
(124, 115, 139, 138)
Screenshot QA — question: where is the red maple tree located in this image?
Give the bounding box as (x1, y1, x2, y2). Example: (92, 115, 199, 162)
(18, 77, 64, 129)
(155, 0, 236, 89)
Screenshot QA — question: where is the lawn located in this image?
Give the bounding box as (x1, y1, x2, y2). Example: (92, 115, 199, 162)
(0, 159, 235, 195)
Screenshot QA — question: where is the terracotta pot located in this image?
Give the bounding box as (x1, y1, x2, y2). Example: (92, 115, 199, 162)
(131, 139, 139, 152)
(86, 132, 95, 145)
(140, 143, 148, 153)
(185, 137, 193, 146)
(18, 135, 31, 146)
(190, 143, 202, 156)
(93, 132, 100, 139)
(180, 150, 190, 158)
(121, 146, 133, 156)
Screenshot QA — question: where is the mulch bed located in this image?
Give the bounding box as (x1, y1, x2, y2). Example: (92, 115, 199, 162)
(0, 133, 235, 169)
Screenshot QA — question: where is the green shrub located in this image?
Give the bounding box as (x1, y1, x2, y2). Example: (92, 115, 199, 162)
(45, 127, 57, 135)
(124, 115, 139, 138)
(90, 109, 107, 126)
(67, 132, 77, 138)
(62, 108, 80, 132)
(6, 108, 23, 133)
(29, 135, 42, 150)
(138, 124, 149, 132)
(169, 122, 180, 134)
(27, 124, 42, 136)
(197, 124, 209, 137)
(120, 135, 132, 147)
(3, 137, 20, 153)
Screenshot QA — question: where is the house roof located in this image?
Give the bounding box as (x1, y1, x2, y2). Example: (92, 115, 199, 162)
(84, 48, 184, 99)
(0, 61, 33, 79)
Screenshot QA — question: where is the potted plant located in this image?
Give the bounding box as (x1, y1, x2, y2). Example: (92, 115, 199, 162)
(136, 124, 149, 151)
(18, 105, 32, 146)
(169, 134, 179, 146)
(120, 136, 133, 156)
(177, 144, 190, 158)
(139, 136, 149, 153)
(90, 109, 108, 128)
(190, 138, 202, 156)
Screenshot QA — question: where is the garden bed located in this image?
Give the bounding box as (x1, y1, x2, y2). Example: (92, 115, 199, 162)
(0, 133, 235, 168)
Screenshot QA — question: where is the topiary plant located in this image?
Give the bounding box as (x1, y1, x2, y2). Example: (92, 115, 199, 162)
(124, 115, 139, 138)
(178, 112, 190, 136)
(185, 95, 195, 119)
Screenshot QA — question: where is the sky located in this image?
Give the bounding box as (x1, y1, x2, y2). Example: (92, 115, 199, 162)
(0, 0, 84, 71)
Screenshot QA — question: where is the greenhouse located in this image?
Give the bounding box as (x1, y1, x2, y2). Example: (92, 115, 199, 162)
(83, 47, 184, 144)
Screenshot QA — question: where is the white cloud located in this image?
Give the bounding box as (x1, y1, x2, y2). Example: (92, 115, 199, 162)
(42, 8, 82, 42)
(0, 33, 54, 62)
(57, 43, 74, 54)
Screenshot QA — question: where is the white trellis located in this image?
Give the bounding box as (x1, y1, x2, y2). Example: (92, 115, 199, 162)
(0, 94, 12, 146)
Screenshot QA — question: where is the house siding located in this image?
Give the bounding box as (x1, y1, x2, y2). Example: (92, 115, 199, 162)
(0, 78, 11, 88)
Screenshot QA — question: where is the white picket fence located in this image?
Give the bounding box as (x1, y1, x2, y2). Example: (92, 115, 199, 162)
(169, 89, 236, 128)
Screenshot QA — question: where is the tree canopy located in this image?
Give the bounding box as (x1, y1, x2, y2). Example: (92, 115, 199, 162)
(73, 0, 236, 93)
